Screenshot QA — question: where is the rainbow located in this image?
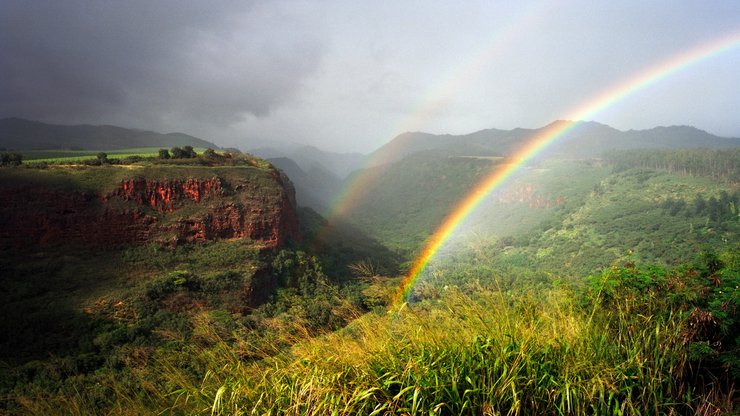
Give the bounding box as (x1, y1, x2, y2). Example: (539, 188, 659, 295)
(393, 30, 740, 304)
(317, 3, 556, 227)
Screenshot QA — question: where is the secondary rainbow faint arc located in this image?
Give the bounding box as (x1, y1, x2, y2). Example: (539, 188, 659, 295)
(393, 30, 740, 305)
(319, 2, 556, 225)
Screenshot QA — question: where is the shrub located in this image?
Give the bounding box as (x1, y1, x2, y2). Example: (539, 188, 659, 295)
(146, 270, 200, 300)
(0, 152, 23, 166)
(170, 147, 185, 159)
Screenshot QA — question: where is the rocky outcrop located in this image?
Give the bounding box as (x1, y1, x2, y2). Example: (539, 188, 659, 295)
(108, 178, 225, 212)
(495, 184, 566, 209)
(0, 171, 299, 249)
(0, 188, 158, 246)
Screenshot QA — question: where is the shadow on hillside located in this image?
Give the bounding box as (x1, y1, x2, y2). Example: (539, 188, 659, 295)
(297, 207, 403, 280)
(0, 248, 104, 365)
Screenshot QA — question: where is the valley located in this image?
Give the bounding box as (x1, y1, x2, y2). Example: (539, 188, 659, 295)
(0, 123, 738, 414)
(3, 2, 739, 413)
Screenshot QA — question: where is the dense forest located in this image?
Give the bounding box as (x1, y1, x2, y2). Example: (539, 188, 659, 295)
(605, 148, 740, 183)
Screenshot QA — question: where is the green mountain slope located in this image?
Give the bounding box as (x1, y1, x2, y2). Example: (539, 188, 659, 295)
(370, 121, 740, 167)
(431, 164, 740, 288)
(340, 149, 739, 277)
(341, 154, 497, 251)
(509, 163, 739, 276)
(0, 117, 218, 150)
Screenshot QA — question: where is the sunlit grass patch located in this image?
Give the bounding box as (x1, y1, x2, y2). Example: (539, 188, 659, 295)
(21, 147, 209, 163)
(147, 284, 698, 415)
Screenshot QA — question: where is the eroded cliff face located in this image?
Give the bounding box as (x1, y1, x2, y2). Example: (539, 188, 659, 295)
(0, 169, 299, 249)
(109, 178, 225, 212)
(0, 188, 158, 246)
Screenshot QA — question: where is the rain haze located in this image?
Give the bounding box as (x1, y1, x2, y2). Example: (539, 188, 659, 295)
(1, 0, 739, 153)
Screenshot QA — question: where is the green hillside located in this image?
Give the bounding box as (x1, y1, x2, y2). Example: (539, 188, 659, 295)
(341, 154, 498, 251)
(1, 145, 738, 414)
(102, 255, 737, 415)
(338, 149, 739, 288)
(0, 117, 218, 150)
(339, 156, 608, 254)
(370, 121, 740, 167)
(0, 153, 402, 414)
(8, 241, 735, 414)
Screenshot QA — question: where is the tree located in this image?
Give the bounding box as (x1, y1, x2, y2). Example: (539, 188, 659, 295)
(170, 147, 185, 158)
(693, 194, 707, 215)
(0, 152, 23, 166)
(707, 197, 721, 222)
(158, 148, 170, 159)
(182, 145, 197, 158)
(203, 148, 217, 159)
(96, 152, 109, 164)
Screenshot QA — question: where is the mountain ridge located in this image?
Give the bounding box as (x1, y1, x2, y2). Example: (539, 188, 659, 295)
(249, 144, 366, 179)
(368, 121, 740, 167)
(0, 117, 219, 150)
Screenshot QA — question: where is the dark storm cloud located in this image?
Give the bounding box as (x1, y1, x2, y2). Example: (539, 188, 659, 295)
(0, 0, 323, 127)
(1, 1, 737, 151)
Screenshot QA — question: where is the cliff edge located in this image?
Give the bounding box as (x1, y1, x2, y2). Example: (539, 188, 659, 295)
(0, 164, 300, 248)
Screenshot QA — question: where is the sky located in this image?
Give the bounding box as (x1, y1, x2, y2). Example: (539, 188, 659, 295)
(1, 1, 739, 153)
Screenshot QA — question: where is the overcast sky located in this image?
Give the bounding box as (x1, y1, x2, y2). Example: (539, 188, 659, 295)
(1, 1, 739, 153)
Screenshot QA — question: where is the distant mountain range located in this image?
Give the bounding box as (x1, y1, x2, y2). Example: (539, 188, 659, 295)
(251, 121, 740, 212)
(249, 144, 367, 179)
(368, 121, 740, 166)
(267, 157, 342, 213)
(0, 118, 218, 150)
(337, 122, 740, 250)
(6, 117, 738, 217)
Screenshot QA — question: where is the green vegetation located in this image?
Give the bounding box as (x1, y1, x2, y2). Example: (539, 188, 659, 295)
(157, 253, 733, 415)
(0, 238, 382, 414)
(0, 148, 276, 197)
(341, 158, 614, 255)
(6, 251, 735, 415)
(605, 148, 740, 182)
(0, 164, 269, 197)
(344, 154, 499, 251)
(0, 151, 23, 166)
(495, 167, 739, 278)
(20, 147, 212, 164)
(1, 147, 738, 414)
(343, 154, 738, 279)
(0, 117, 219, 151)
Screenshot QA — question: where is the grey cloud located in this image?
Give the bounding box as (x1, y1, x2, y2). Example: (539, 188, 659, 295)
(0, 0, 324, 129)
(1, 1, 738, 152)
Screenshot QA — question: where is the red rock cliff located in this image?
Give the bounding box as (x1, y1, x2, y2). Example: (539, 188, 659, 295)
(0, 171, 299, 248)
(108, 177, 225, 212)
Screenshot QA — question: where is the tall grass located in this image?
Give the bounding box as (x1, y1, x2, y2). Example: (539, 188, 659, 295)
(142, 286, 704, 415)
(12, 260, 734, 415)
